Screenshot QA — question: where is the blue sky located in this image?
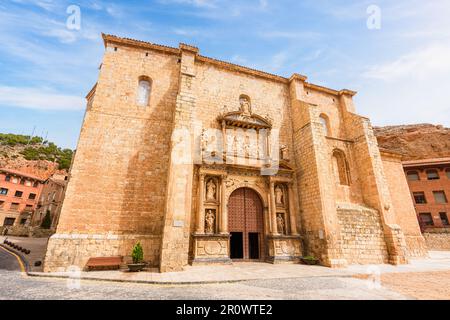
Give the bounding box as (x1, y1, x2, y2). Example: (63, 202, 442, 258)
(0, 0, 449, 149)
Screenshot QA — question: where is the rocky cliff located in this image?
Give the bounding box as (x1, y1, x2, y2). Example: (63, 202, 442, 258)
(374, 124, 450, 160)
(0, 133, 72, 179)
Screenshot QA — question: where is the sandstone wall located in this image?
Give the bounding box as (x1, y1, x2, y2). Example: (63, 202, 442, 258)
(194, 61, 294, 151)
(43, 34, 424, 272)
(337, 205, 389, 264)
(44, 42, 180, 271)
(381, 154, 428, 257)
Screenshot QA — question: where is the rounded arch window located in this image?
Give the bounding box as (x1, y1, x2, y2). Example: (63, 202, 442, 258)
(332, 149, 350, 186)
(137, 77, 152, 106)
(319, 113, 331, 136)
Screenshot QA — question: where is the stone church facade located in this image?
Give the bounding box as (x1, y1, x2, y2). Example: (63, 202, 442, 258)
(44, 34, 428, 272)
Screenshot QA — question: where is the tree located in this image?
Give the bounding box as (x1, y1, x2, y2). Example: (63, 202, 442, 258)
(41, 210, 52, 229)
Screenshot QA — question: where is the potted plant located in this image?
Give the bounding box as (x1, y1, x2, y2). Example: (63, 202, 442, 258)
(300, 255, 319, 265)
(127, 242, 146, 272)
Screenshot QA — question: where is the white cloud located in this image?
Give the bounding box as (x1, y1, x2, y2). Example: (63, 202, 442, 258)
(260, 30, 322, 40)
(230, 54, 247, 65)
(158, 0, 217, 8)
(259, 0, 268, 9)
(364, 44, 450, 81)
(267, 51, 288, 73)
(173, 28, 199, 36)
(0, 87, 85, 111)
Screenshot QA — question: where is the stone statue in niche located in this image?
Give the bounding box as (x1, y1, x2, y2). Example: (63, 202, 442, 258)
(205, 209, 216, 234)
(206, 179, 217, 201)
(280, 145, 289, 161)
(239, 96, 252, 117)
(275, 185, 284, 205)
(276, 213, 285, 235)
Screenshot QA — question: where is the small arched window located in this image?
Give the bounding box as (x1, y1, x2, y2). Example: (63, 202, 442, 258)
(319, 114, 331, 136)
(332, 149, 350, 186)
(137, 77, 152, 106)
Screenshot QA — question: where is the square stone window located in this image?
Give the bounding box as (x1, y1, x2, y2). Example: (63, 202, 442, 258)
(433, 191, 448, 204)
(439, 212, 449, 226)
(407, 171, 419, 181)
(3, 217, 15, 226)
(426, 170, 439, 180)
(419, 213, 433, 226)
(413, 192, 427, 204)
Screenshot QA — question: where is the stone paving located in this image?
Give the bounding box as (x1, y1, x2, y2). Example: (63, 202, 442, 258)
(29, 262, 355, 284)
(1, 238, 450, 299)
(0, 269, 409, 300)
(346, 251, 450, 274)
(27, 251, 450, 285)
(3, 236, 450, 285)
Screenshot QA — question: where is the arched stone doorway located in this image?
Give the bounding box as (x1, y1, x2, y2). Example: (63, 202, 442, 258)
(228, 187, 265, 260)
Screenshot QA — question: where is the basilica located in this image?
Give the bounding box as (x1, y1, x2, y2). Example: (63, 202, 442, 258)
(43, 34, 428, 272)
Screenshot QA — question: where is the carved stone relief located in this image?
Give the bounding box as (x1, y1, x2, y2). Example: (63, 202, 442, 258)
(205, 209, 216, 234)
(275, 185, 284, 206)
(276, 213, 285, 235)
(239, 96, 252, 117)
(206, 178, 217, 201)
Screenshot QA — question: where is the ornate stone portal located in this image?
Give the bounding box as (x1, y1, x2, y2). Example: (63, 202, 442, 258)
(191, 97, 302, 265)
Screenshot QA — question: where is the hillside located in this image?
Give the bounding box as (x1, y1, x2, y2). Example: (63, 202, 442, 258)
(0, 133, 73, 180)
(374, 124, 450, 160)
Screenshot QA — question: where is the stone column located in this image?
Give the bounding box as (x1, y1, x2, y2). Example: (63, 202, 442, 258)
(266, 130, 272, 162)
(196, 173, 205, 234)
(221, 120, 227, 161)
(220, 175, 228, 234)
(269, 180, 279, 235)
(288, 182, 299, 235)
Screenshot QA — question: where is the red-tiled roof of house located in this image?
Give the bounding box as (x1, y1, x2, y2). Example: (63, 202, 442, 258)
(0, 168, 48, 182)
(402, 157, 450, 167)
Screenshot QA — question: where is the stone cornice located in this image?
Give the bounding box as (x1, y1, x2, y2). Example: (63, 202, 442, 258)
(196, 54, 288, 83)
(101, 33, 356, 97)
(102, 33, 179, 56)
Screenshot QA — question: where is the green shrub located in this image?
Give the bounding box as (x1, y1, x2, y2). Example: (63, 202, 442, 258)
(131, 242, 144, 264)
(41, 211, 52, 229)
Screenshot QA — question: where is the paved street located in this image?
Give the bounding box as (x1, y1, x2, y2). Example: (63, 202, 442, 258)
(0, 246, 21, 271)
(0, 246, 407, 300)
(1, 240, 449, 300)
(0, 268, 408, 300)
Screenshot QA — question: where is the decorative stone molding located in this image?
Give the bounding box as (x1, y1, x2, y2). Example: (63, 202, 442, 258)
(191, 234, 231, 265)
(266, 235, 302, 263)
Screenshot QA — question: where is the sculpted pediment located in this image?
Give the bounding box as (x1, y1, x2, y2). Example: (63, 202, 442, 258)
(218, 111, 272, 130)
(218, 96, 272, 130)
